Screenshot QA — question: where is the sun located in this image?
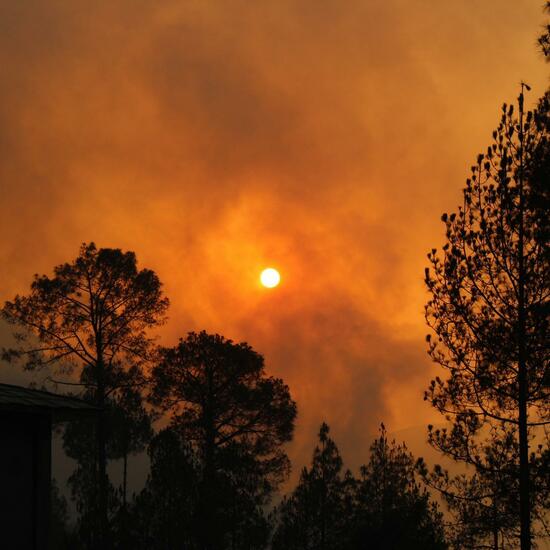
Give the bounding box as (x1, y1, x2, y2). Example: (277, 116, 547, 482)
(260, 267, 280, 288)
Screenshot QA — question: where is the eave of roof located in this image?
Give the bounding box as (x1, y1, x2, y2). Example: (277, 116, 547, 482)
(0, 383, 98, 417)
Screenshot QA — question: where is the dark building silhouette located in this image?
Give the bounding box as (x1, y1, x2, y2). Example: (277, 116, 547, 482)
(0, 383, 96, 550)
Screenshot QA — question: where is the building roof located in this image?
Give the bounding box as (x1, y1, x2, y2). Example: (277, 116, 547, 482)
(0, 383, 98, 418)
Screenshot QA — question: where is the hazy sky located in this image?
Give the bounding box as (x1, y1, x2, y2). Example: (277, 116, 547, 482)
(0, 0, 548, 474)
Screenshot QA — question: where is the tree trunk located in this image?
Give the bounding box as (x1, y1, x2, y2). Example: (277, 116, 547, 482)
(518, 356, 530, 550)
(492, 495, 499, 550)
(95, 339, 110, 550)
(201, 364, 216, 550)
(123, 451, 128, 509)
(96, 377, 109, 549)
(492, 516, 499, 550)
(320, 437, 326, 550)
(517, 88, 531, 550)
(119, 451, 128, 547)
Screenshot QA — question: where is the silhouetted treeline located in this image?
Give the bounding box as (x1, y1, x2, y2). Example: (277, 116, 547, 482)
(272, 423, 447, 550)
(2, 188, 547, 550)
(0, 240, 446, 549)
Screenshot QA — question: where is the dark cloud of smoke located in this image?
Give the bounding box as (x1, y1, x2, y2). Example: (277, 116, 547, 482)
(0, 0, 547, 474)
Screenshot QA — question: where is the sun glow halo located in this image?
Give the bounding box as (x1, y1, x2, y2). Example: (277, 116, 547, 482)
(260, 267, 280, 288)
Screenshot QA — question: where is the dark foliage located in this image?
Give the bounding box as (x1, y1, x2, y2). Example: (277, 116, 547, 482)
(418, 428, 521, 549)
(49, 479, 78, 550)
(273, 423, 447, 550)
(272, 423, 354, 550)
(61, 386, 155, 547)
(149, 330, 297, 550)
(2, 242, 168, 548)
(350, 425, 448, 550)
(129, 428, 201, 549)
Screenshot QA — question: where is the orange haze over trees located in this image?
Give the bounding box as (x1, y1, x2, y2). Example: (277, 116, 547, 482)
(0, 0, 548, 479)
(0, 1, 549, 548)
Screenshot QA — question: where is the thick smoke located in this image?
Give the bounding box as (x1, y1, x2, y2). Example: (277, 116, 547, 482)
(0, 0, 546, 475)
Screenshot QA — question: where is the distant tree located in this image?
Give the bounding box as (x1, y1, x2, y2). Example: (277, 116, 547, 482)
(271, 422, 354, 550)
(424, 90, 549, 550)
(109, 387, 155, 546)
(66, 447, 119, 549)
(214, 440, 274, 550)
(420, 437, 550, 550)
(49, 478, 77, 550)
(418, 427, 522, 549)
(2, 242, 169, 548)
(61, 381, 155, 546)
(130, 428, 200, 549)
(133, 428, 277, 550)
(109, 387, 154, 509)
(150, 330, 296, 550)
(351, 425, 447, 550)
(444, 473, 515, 550)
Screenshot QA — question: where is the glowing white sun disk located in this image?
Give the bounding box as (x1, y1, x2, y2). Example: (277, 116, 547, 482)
(260, 268, 280, 288)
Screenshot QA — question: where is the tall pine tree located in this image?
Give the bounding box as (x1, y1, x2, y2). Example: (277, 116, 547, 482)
(424, 90, 549, 549)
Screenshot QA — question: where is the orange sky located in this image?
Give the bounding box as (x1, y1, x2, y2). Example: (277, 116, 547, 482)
(0, 0, 548, 474)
